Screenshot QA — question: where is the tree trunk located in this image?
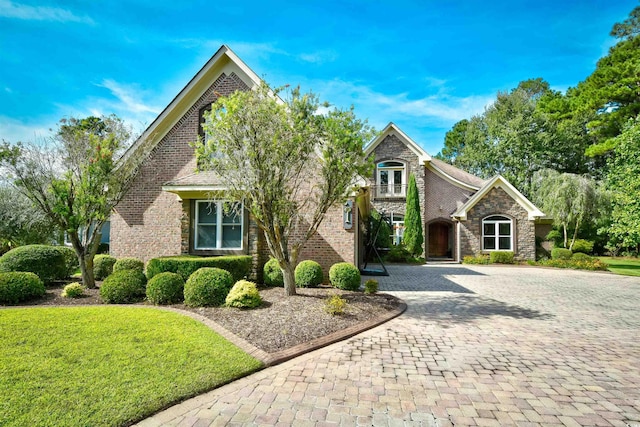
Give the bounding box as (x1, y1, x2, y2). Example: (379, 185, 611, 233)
(563, 223, 568, 249)
(569, 225, 579, 251)
(79, 254, 97, 289)
(282, 261, 297, 296)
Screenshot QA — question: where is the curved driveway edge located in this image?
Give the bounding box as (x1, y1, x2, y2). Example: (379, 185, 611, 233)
(136, 264, 640, 427)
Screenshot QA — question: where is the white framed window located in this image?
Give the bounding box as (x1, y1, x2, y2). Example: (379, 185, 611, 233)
(482, 215, 513, 251)
(195, 200, 243, 250)
(377, 161, 406, 197)
(390, 213, 405, 245)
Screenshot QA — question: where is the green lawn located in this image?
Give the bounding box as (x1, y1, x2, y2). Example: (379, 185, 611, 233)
(598, 256, 640, 277)
(0, 306, 263, 427)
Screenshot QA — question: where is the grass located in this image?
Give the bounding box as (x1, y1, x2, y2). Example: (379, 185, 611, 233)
(0, 306, 263, 427)
(598, 256, 640, 277)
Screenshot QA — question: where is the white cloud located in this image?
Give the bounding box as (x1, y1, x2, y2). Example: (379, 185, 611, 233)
(0, 115, 52, 143)
(0, 0, 94, 24)
(97, 79, 161, 115)
(298, 50, 338, 64)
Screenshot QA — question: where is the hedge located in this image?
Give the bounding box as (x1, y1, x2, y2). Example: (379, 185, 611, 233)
(113, 257, 144, 273)
(489, 251, 514, 264)
(551, 248, 573, 260)
(0, 245, 70, 283)
(146, 255, 252, 282)
(0, 272, 45, 304)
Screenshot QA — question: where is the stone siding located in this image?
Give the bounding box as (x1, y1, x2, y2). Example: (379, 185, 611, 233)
(459, 187, 536, 260)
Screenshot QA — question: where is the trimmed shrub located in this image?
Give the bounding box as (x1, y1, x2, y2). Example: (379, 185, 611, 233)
(385, 245, 412, 263)
(146, 255, 252, 282)
(226, 280, 262, 308)
(324, 294, 347, 315)
(295, 260, 323, 287)
(364, 279, 378, 294)
(55, 246, 79, 277)
(0, 272, 45, 304)
(571, 239, 594, 254)
(184, 267, 234, 307)
(551, 248, 573, 260)
(61, 282, 85, 298)
(462, 253, 490, 265)
(113, 257, 144, 273)
(94, 254, 117, 280)
(539, 258, 608, 271)
(146, 272, 184, 305)
(0, 245, 69, 283)
(329, 262, 361, 291)
(100, 270, 147, 304)
(263, 258, 284, 287)
(489, 251, 515, 264)
(571, 252, 592, 261)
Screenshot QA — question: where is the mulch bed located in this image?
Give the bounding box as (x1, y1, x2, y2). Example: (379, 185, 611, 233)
(7, 282, 400, 354)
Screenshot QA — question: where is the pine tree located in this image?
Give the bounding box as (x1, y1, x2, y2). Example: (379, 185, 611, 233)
(403, 174, 423, 257)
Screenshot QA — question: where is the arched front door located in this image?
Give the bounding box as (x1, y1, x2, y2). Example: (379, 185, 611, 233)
(428, 221, 453, 259)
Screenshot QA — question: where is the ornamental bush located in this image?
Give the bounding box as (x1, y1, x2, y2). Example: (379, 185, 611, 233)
(100, 270, 147, 304)
(225, 280, 262, 308)
(94, 254, 117, 280)
(364, 279, 378, 294)
(551, 248, 572, 260)
(55, 246, 79, 277)
(263, 258, 283, 286)
(462, 253, 490, 265)
(0, 272, 45, 304)
(61, 282, 85, 298)
(113, 257, 144, 273)
(295, 260, 323, 287)
(0, 245, 69, 283)
(146, 272, 185, 305)
(489, 251, 515, 264)
(571, 252, 592, 261)
(324, 294, 347, 315)
(146, 255, 252, 282)
(184, 267, 234, 307)
(571, 239, 594, 254)
(329, 262, 361, 291)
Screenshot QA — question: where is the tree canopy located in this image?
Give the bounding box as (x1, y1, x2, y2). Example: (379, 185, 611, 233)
(196, 82, 374, 296)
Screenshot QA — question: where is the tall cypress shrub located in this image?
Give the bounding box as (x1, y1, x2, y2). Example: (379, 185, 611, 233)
(404, 174, 424, 257)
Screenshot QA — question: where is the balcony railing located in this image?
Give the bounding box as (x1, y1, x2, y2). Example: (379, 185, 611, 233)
(373, 184, 407, 198)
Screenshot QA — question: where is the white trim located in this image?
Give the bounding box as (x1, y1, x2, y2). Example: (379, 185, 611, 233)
(425, 161, 480, 191)
(376, 160, 407, 198)
(456, 221, 461, 263)
(194, 200, 244, 250)
(451, 175, 546, 221)
(162, 185, 227, 192)
(364, 122, 431, 162)
(481, 215, 513, 251)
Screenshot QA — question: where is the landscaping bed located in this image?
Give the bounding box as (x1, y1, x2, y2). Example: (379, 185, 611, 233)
(16, 282, 401, 354)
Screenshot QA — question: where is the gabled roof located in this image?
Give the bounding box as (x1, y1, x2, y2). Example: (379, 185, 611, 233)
(451, 175, 546, 221)
(120, 45, 262, 167)
(426, 158, 485, 190)
(364, 122, 431, 162)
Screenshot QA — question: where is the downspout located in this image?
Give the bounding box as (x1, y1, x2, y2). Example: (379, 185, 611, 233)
(456, 221, 462, 263)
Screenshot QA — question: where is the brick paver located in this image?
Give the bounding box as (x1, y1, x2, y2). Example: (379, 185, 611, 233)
(136, 265, 640, 426)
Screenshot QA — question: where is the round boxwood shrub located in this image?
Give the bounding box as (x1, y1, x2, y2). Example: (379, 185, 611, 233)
(571, 252, 592, 261)
(0, 245, 69, 283)
(94, 254, 117, 280)
(184, 267, 234, 307)
(146, 272, 185, 305)
(61, 282, 85, 298)
(295, 260, 323, 288)
(551, 248, 573, 260)
(0, 272, 45, 304)
(113, 257, 145, 273)
(55, 246, 79, 277)
(99, 270, 147, 304)
(263, 258, 283, 286)
(329, 262, 361, 291)
(226, 280, 262, 308)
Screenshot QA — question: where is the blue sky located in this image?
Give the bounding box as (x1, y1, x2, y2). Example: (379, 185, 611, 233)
(0, 0, 636, 155)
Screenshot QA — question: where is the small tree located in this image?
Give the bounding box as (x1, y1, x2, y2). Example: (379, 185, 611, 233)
(196, 82, 374, 296)
(532, 169, 607, 250)
(0, 116, 137, 288)
(403, 174, 423, 257)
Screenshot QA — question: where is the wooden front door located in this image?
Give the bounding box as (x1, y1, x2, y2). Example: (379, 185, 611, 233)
(429, 222, 450, 258)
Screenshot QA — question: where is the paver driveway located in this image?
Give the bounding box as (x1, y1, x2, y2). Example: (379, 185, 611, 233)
(138, 265, 640, 427)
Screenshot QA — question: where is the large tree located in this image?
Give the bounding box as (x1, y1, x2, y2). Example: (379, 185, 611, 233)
(0, 116, 136, 288)
(531, 169, 607, 250)
(605, 116, 640, 254)
(196, 83, 374, 296)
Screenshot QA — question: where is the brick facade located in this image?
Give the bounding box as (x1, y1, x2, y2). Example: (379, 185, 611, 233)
(459, 187, 536, 260)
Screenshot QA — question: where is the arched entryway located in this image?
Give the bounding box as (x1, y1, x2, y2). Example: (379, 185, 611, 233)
(428, 221, 454, 260)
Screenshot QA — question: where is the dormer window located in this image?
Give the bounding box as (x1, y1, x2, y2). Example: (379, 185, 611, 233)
(376, 161, 406, 198)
